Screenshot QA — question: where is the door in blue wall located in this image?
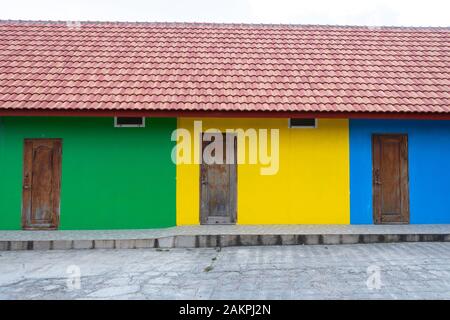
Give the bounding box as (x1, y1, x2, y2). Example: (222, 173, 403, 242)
(372, 134, 410, 224)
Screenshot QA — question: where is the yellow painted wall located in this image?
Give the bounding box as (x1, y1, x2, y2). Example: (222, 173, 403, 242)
(176, 118, 350, 225)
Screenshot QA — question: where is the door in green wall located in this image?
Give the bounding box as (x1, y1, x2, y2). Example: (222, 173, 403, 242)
(22, 138, 62, 230)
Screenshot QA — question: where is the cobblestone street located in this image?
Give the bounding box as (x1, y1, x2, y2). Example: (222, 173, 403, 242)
(1, 242, 450, 299)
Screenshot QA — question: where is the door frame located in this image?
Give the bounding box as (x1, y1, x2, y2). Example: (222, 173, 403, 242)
(372, 134, 410, 225)
(199, 132, 237, 225)
(22, 138, 62, 230)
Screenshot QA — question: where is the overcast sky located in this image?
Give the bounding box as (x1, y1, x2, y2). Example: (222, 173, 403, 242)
(1, 0, 449, 27)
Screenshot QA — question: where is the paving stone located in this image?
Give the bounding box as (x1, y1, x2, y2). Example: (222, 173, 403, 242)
(9, 241, 28, 250)
(32, 241, 52, 250)
(280, 235, 297, 245)
(260, 235, 282, 246)
(157, 237, 174, 248)
(304, 235, 320, 245)
(94, 240, 115, 249)
(405, 234, 420, 242)
(52, 240, 73, 250)
(363, 235, 381, 243)
(383, 235, 400, 243)
(174, 236, 196, 248)
(0, 241, 9, 251)
(115, 240, 136, 249)
(73, 240, 93, 249)
(135, 239, 155, 249)
(420, 234, 438, 242)
(219, 235, 239, 247)
(322, 235, 341, 245)
(197, 235, 217, 248)
(341, 235, 360, 244)
(239, 235, 259, 246)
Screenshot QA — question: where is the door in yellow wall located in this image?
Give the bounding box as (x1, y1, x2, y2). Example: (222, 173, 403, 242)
(200, 133, 237, 224)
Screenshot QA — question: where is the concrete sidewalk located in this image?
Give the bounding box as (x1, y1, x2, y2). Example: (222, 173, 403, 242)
(2, 242, 450, 299)
(1, 224, 450, 251)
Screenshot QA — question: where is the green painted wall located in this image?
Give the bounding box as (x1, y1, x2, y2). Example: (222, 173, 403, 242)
(0, 117, 176, 230)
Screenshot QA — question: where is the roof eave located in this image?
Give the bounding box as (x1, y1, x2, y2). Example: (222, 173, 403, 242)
(1, 109, 450, 120)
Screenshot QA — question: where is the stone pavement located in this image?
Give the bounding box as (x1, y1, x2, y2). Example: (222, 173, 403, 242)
(3, 225, 450, 241)
(1, 224, 450, 251)
(1, 242, 450, 299)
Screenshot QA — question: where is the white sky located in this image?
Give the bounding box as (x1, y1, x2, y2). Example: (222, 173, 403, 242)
(0, 0, 449, 27)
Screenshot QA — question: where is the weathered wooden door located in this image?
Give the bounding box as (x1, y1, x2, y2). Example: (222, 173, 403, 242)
(22, 139, 62, 230)
(200, 133, 237, 224)
(372, 134, 409, 224)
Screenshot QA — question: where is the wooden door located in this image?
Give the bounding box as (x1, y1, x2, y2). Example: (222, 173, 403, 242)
(22, 139, 62, 230)
(372, 134, 409, 224)
(200, 133, 237, 224)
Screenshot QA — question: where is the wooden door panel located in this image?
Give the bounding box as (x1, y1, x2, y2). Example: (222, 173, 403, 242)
(22, 139, 62, 230)
(380, 139, 401, 215)
(200, 133, 237, 224)
(31, 145, 54, 224)
(207, 164, 230, 217)
(372, 134, 409, 224)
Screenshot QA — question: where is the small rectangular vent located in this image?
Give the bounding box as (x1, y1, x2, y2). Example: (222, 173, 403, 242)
(289, 118, 317, 128)
(114, 117, 145, 127)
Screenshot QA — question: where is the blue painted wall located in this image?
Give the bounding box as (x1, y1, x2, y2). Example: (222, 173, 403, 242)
(350, 120, 450, 224)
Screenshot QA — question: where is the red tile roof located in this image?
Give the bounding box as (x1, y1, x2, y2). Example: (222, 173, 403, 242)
(0, 21, 449, 117)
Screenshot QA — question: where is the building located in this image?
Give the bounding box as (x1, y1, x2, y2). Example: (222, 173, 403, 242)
(0, 21, 449, 230)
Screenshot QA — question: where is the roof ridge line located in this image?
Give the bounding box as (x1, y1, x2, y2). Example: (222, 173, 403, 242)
(0, 19, 449, 31)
